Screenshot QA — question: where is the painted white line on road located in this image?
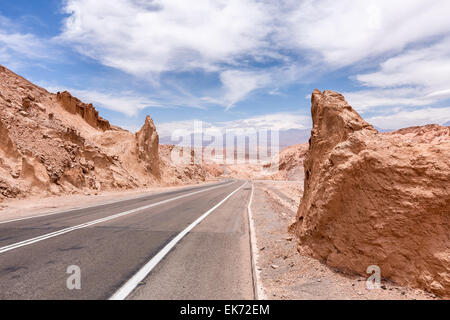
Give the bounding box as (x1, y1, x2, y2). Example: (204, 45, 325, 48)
(109, 181, 248, 300)
(0, 181, 236, 255)
(247, 182, 267, 300)
(0, 181, 232, 225)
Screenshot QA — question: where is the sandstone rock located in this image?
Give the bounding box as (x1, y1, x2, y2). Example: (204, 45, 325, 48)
(0, 64, 217, 201)
(292, 90, 450, 298)
(22, 97, 33, 110)
(0, 178, 20, 199)
(267, 144, 309, 181)
(0, 117, 21, 160)
(62, 167, 86, 189)
(0, 117, 22, 199)
(56, 91, 111, 131)
(21, 157, 51, 189)
(136, 116, 161, 178)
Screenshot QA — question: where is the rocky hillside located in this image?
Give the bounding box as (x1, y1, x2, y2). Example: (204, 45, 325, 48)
(292, 90, 450, 298)
(0, 65, 216, 202)
(266, 144, 309, 181)
(220, 144, 308, 181)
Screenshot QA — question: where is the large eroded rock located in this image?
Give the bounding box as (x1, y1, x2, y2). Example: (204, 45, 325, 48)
(293, 90, 450, 297)
(56, 91, 111, 131)
(0, 64, 216, 201)
(136, 116, 161, 178)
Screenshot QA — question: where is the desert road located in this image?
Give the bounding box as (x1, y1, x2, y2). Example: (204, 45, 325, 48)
(0, 180, 255, 300)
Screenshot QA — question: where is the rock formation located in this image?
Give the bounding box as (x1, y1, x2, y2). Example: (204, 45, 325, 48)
(56, 91, 111, 131)
(0, 117, 22, 198)
(0, 65, 217, 202)
(292, 90, 450, 298)
(136, 116, 160, 177)
(0, 117, 20, 162)
(268, 144, 309, 181)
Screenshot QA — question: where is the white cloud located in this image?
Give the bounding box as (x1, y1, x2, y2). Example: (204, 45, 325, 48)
(0, 15, 52, 67)
(344, 88, 439, 112)
(60, 0, 280, 108)
(221, 112, 311, 131)
(0, 32, 48, 59)
(3, 0, 450, 122)
(70, 89, 166, 117)
(219, 70, 271, 109)
(201, 64, 315, 109)
(367, 107, 450, 129)
(45, 85, 165, 117)
(346, 36, 450, 112)
(58, 0, 450, 110)
(61, 0, 450, 73)
(156, 112, 311, 137)
(282, 0, 450, 67)
(61, 0, 272, 75)
(356, 38, 450, 90)
(156, 120, 210, 138)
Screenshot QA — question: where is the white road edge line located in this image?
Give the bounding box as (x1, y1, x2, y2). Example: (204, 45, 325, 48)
(0, 181, 236, 255)
(247, 182, 267, 300)
(109, 181, 248, 300)
(0, 181, 232, 225)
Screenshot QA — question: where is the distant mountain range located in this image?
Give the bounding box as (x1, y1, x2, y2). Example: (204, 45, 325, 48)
(160, 128, 311, 150)
(160, 122, 448, 150)
(374, 126, 394, 133)
(279, 129, 311, 148)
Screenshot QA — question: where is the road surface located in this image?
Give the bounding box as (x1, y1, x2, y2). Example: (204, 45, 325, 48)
(0, 180, 254, 300)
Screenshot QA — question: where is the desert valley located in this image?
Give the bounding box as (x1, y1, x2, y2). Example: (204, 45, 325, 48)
(0, 65, 448, 300)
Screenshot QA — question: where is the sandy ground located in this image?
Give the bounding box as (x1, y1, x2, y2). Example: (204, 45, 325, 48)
(250, 180, 440, 300)
(0, 180, 221, 223)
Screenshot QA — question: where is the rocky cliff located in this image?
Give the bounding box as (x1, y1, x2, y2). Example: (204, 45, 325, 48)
(292, 90, 450, 298)
(136, 116, 160, 177)
(56, 91, 111, 131)
(0, 65, 216, 202)
(268, 144, 309, 181)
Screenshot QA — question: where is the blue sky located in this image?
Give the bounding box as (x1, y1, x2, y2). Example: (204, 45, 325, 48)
(1, 0, 450, 137)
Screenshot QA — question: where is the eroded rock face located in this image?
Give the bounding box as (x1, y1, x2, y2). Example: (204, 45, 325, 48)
(56, 91, 111, 131)
(293, 90, 450, 298)
(136, 116, 161, 178)
(0, 117, 20, 161)
(0, 118, 22, 198)
(270, 144, 309, 181)
(0, 66, 144, 200)
(0, 64, 216, 202)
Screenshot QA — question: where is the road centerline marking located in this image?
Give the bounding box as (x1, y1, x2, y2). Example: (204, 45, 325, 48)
(0, 181, 236, 255)
(109, 181, 248, 300)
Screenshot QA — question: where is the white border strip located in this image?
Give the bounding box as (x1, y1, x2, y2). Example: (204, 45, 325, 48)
(109, 181, 248, 300)
(247, 182, 266, 300)
(0, 182, 235, 255)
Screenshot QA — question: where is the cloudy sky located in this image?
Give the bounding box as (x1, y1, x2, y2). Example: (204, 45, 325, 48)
(1, 0, 450, 136)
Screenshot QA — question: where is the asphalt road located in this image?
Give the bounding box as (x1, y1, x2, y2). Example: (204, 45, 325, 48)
(0, 180, 254, 300)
